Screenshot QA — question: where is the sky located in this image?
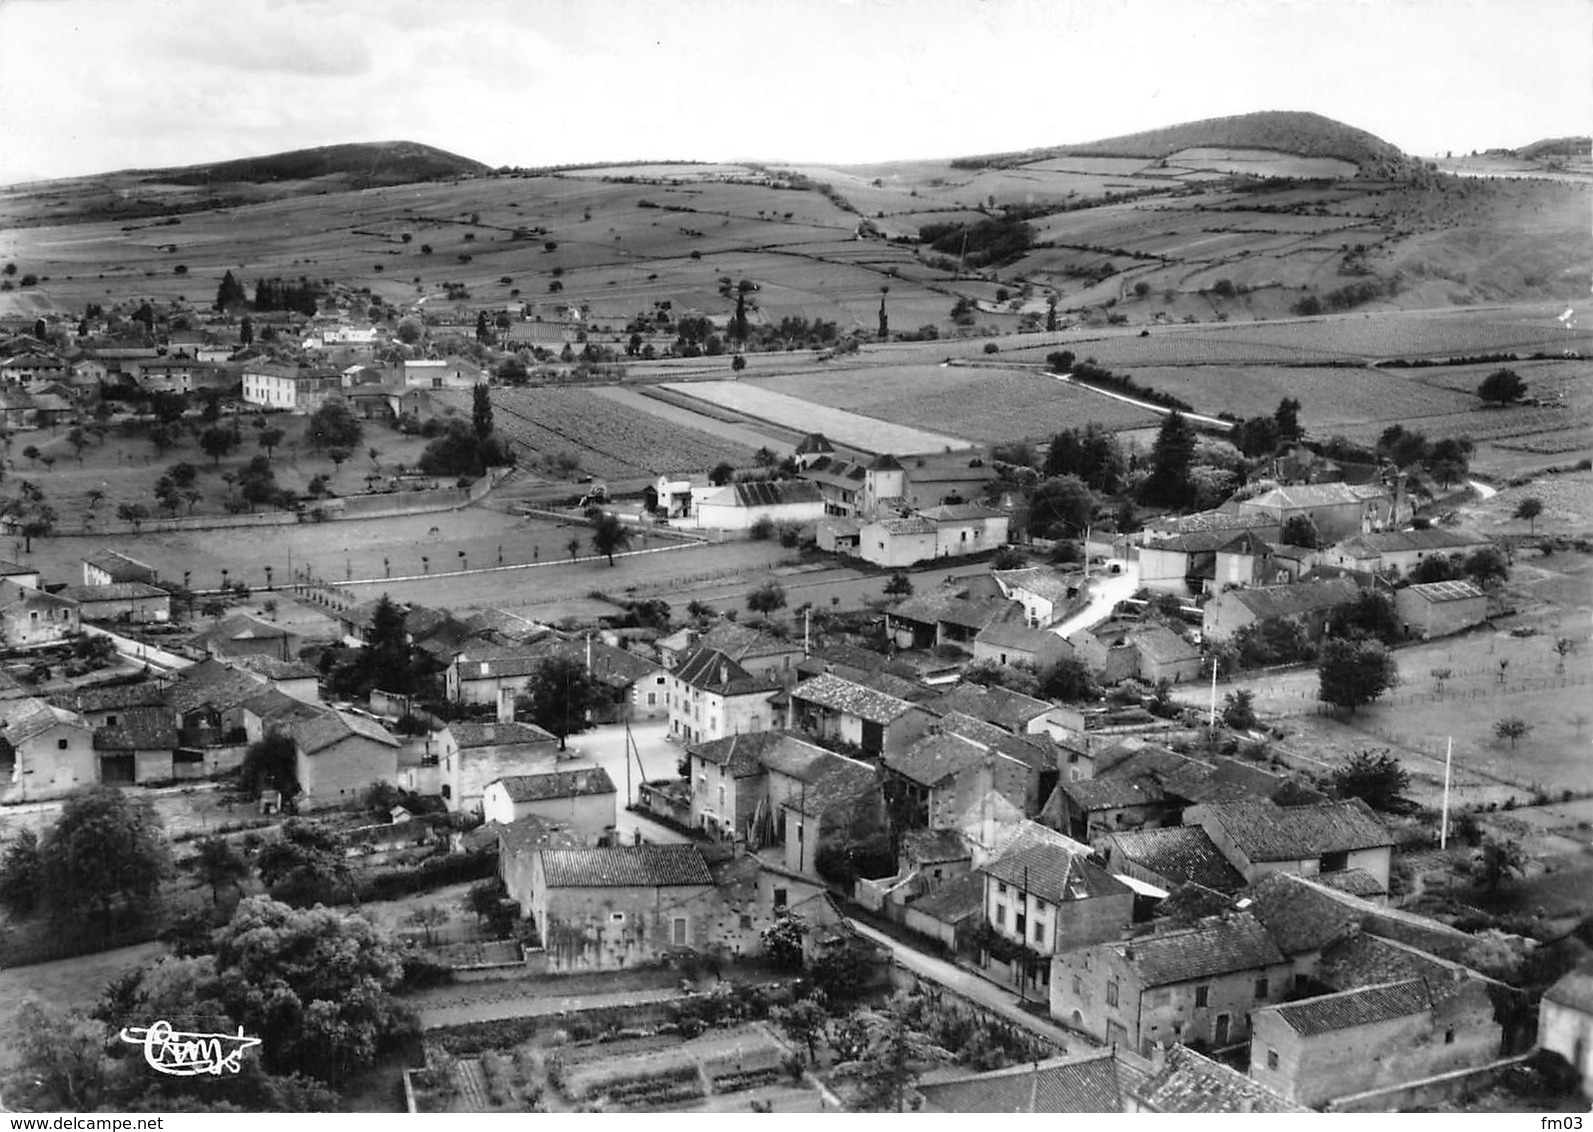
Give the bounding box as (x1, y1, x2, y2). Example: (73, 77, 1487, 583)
(0, 0, 1587, 184)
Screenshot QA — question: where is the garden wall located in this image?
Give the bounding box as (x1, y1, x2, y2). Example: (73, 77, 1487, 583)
(1328, 1053, 1533, 1112)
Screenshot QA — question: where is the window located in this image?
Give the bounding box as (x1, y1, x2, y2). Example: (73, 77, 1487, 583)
(1255, 977, 1269, 1000)
(1266, 1049, 1278, 1071)
(441, 784, 451, 799)
(1032, 919, 1044, 945)
(997, 882, 1007, 896)
(1034, 898, 1047, 915)
(647, 693, 656, 706)
(773, 887, 787, 910)
(739, 914, 753, 930)
(1321, 850, 1349, 873)
(672, 917, 688, 946)
(1015, 911, 1026, 937)
(609, 911, 626, 923)
(107, 715, 117, 726)
(1194, 985, 1209, 1008)
(58, 738, 69, 750)
(1444, 1029, 1455, 1045)
(718, 785, 725, 806)
(1106, 980, 1119, 1007)
(1072, 975, 1082, 996)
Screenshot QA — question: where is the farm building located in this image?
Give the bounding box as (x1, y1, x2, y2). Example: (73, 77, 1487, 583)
(1123, 624, 1204, 684)
(438, 719, 560, 814)
(1539, 963, 1593, 1099)
(93, 719, 181, 786)
(240, 362, 341, 413)
(888, 587, 1022, 650)
(0, 581, 80, 645)
(1186, 797, 1394, 892)
(785, 670, 936, 757)
(684, 730, 784, 842)
(1200, 577, 1361, 643)
(691, 479, 824, 531)
(651, 472, 713, 519)
(973, 619, 1072, 669)
(1049, 910, 1293, 1053)
(858, 514, 938, 566)
(56, 581, 170, 623)
(1237, 481, 1401, 544)
(0, 697, 96, 801)
(480, 767, 617, 839)
(288, 708, 401, 810)
(1139, 529, 1285, 597)
(1096, 826, 1247, 895)
(778, 748, 883, 877)
(1128, 1045, 1305, 1114)
(1321, 527, 1493, 575)
(0, 352, 66, 384)
(991, 566, 1081, 627)
(1248, 978, 1502, 1109)
(401, 357, 484, 388)
(881, 731, 1033, 832)
(189, 613, 301, 661)
(82, 550, 157, 587)
(900, 452, 999, 510)
(1394, 579, 1488, 639)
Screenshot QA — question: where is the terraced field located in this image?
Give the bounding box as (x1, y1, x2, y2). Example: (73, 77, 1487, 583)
(751, 363, 1158, 442)
(435, 386, 756, 479)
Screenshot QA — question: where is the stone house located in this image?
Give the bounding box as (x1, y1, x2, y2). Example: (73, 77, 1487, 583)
(401, 357, 483, 388)
(1123, 624, 1204, 684)
(927, 682, 1055, 736)
(899, 452, 998, 511)
(980, 839, 1133, 996)
(221, 655, 321, 703)
(857, 514, 938, 567)
(1237, 481, 1399, 544)
(882, 731, 1033, 832)
(772, 747, 883, 877)
(887, 588, 1022, 651)
(990, 566, 1082, 629)
(1126, 1043, 1306, 1113)
(1187, 797, 1394, 893)
(82, 550, 158, 587)
(0, 581, 80, 645)
(437, 719, 560, 814)
(657, 619, 804, 676)
(56, 582, 170, 624)
(240, 688, 324, 745)
(0, 697, 97, 801)
(973, 620, 1072, 669)
(93, 719, 181, 786)
(525, 844, 716, 972)
(1539, 963, 1593, 1099)
(479, 768, 616, 840)
(667, 645, 786, 746)
(684, 730, 783, 842)
(785, 670, 935, 758)
(1394, 580, 1489, 640)
(1049, 911, 1293, 1054)
(1322, 527, 1493, 577)
(189, 613, 301, 662)
(54, 681, 171, 730)
(1069, 625, 1141, 686)
(1096, 826, 1247, 896)
(1249, 977, 1502, 1109)
(240, 362, 340, 412)
(1200, 577, 1361, 644)
(0, 560, 40, 590)
(288, 709, 400, 810)
(1140, 528, 1281, 597)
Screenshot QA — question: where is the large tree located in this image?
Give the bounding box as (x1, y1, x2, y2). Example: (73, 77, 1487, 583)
(1142, 410, 1198, 508)
(0, 827, 41, 914)
(1478, 368, 1527, 405)
(363, 593, 416, 694)
(38, 786, 172, 928)
(240, 731, 297, 797)
(519, 655, 608, 750)
(471, 382, 494, 442)
(254, 821, 350, 907)
(590, 512, 631, 565)
(1330, 747, 1411, 810)
(1029, 474, 1095, 539)
(832, 993, 954, 1112)
(1317, 638, 1400, 712)
(306, 399, 363, 451)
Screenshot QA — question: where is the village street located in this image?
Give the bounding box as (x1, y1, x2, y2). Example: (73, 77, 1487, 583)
(558, 718, 690, 845)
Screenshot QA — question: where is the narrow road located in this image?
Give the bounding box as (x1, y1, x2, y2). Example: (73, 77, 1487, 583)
(1053, 561, 1141, 640)
(846, 920, 1079, 1051)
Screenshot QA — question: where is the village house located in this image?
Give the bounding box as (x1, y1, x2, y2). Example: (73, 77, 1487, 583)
(0, 560, 41, 591)
(1139, 528, 1284, 597)
(220, 654, 320, 703)
(239, 362, 341, 413)
(650, 472, 713, 519)
(189, 613, 301, 662)
(524, 844, 716, 972)
(1321, 527, 1493, 577)
(93, 717, 181, 786)
(165, 658, 270, 748)
(56, 581, 170, 624)
(288, 708, 401, 810)
(899, 452, 999, 511)
(0, 351, 67, 384)
(978, 836, 1133, 996)
(1200, 577, 1362, 644)
(1096, 825, 1247, 896)
(1538, 963, 1593, 1099)
(785, 670, 936, 758)
(972, 620, 1072, 669)
(667, 645, 786, 745)
(521, 635, 667, 723)
(0, 697, 97, 801)
(881, 731, 1034, 832)
(1248, 976, 1502, 1109)
(657, 619, 804, 675)
(240, 688, 324, 746)
(1121, 623, 1204, 684)
(1127, 1043, 1306, 1114)
(778, 746, 883, 878)
(928, 681, 1057, 737)
(990, 566, 1082, 628)
(1187, 797, 1394, 893)
(437, 719, 560, 814)
(691, 479, 824, 531)
(857, 504, 1010, 567)
(0, 581, 80, 645)
(937, 711, 1060, 810)
(401, 356, 484, 388)
(53, 681, 171, 730)
(82, 550, 158, 587)
(887, 587, 1023, 653)
(1237, 481, 1402, 544)
(916, 1048, 1146, 1113)
(856, 514, 938, 566)
(1049, 910, 1293, 1053)
(1394, 579, 1489, 640)
(480, 768, 617, 840)
(684, 730, 785, 842)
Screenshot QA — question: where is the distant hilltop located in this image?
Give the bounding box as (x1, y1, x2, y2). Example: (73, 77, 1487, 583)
(1514, 136, 1591, 161)
(131, 140, 492, 187)
(952, 110, 1413, 176)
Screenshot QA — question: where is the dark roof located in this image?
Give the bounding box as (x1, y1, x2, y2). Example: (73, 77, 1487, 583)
(792, 671, 921, 725)
(1333, 528, 1491, 556)
(1145, 510, 1277, 536)
(488, 814, 585, 857)
(222, 654, 318, 681)
(691, 620, 801, 663)
(1243, 872, 1364, 955)
(82, 550, 157, 583)
(674, 645, 783, 696)
(901, 827, 970, 864)
(1197, 797, 1392, 861)
(908, 870, 986, 924)
(794, 432, 834, 454)
(447, 720, 557, 749)
(56, 681, 168, 714)
(93, 722, 180, 750)
(884, 732, 996, 788)
(1064, 774, 1163, 811)
(1316, 930, 1507, 1005)
(0, 559, 34, 577)
(687, 730, 783, 778)
(1103, 827, 1245, 892)
(744, 731, 834, 781)
(1269, 979, 1430, 1036)
(1313, 867, 1387, 898)
(164, 658, 266, 714)
(784, 752, 879, 817)
(714, 480, 823, 508)
(1131, 1045, 1305, 1113)
(975, 620, 1070, 653)
(920, 502, 1007, 523)
(492, 767, 616, 801)
(1127, 625, 1201, 665)
(538, 844, 712, 888)
(1544, 964, 1593, 1015)
(1114, 911, 1286, 987)
(892, 590, 1019, 633)
(928, 682, 1052, 732)
(918, 1050, 1128, 1113)
(290, 709, 399, 754)
(981, 842, 1129, 905)
(190, 613, 295, 651)
(242, 688, 324, 728)
(57, 582, 168, 603)
(1218, 577, 1360, 621)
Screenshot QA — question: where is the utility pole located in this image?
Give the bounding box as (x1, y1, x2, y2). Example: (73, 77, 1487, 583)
(1440, 736, 1453, 850)
(1208, 657, 1219, 729)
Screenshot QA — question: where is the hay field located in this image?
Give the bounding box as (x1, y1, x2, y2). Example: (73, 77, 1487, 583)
(660, 380, 973, 453)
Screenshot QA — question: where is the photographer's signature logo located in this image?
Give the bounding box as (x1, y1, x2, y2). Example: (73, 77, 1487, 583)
(118, 1020, 261, 1076)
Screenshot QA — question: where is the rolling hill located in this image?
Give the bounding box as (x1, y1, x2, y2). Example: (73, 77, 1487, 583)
(952, 110, 1413, 175)
(139, 140, 491, 187)
(1516, 136, 1591, 161)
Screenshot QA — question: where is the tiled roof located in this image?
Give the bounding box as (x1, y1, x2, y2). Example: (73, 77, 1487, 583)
(1316, 931, 1502, 1005)
(447, 720, 557, 749)
(291, 709, 399, 754)
(784, 752, 878, 817)
(1145, 510, 1277, 536)
(492, 767, 616, 801)
(0, 581, 75, 611)
(892, 590, 1018, 631)
(975, 620, 1070, 653)
(56, 681, 168, 714)
(876, 515, 936, 535)
(1115, 911, 1286, 987)
(164, 658, 267, 714)
(1198, 797, 1392, 861)
(1269, 979, 1430, 1036)
(794, 432, 834, 454)
(937, 713, 1055, 772)
(488, 814, 585, 857)
(93, 722, 180, 751)
(0, 560, 33, 577)
(901, 827, 970, 864)
(1103, 827, 1245, 892)
(538, 844, 712, 888)
(223, 654, 318, 681)
(792, 671, 920, 725)
(884, 732, 991, 787)
(694, 620, 800, 663)
(1333, 528, 1490, 556)
(928, 682, 1052, 732)
(1405, 579, 1486, 603)
(0, 697, 88, 744)
(1244, 872, 1363, 955)
(1131, 1045, 1305, 1113)
(1544, 964, 1593, 1015)
(687, 730, 784, 777)
(1147, 526, 1269, 554)
(908, 871, 986, 924)
(57, 582, 168, 603)
(674, 646, 783, 696)
(992, 566, 1078, 605)
(1127, 624, 1200, 665)
(1220, 577, 1360, 620)
(981, 842, 1129, 905)
(83, 550, 157, 582)
(242, 689, 324, 728)
(1244, 482, 1386, 510)
(190, 613, 295, 649)
(1314, 867, 1388, 898)
(918, 1050, 1127, 1113)
(751, 731, 834, 781)
(921, 503, 1007, 523)
(1064, 774, 1163, 810)
(704, 480, 823, 508)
